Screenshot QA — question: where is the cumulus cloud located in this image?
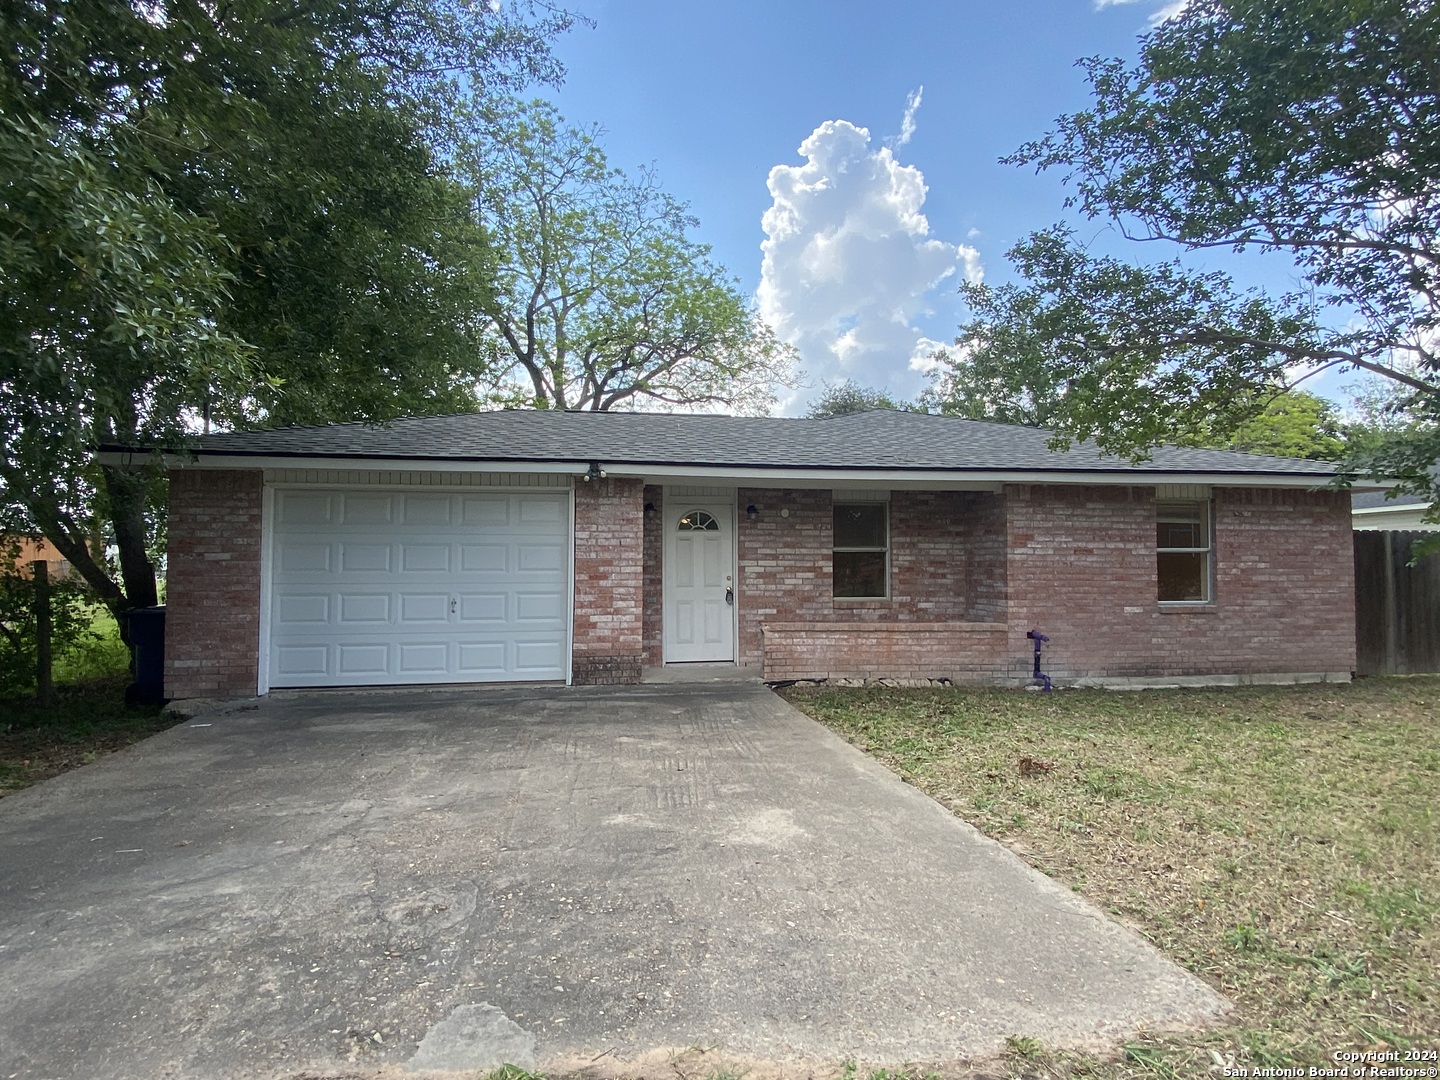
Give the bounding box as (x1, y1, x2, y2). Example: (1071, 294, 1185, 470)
(758, 114, 979, 409)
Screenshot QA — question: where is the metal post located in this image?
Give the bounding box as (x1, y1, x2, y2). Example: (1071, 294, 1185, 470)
(33, 559, 54, 708)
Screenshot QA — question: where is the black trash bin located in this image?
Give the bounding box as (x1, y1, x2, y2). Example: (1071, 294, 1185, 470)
(120, 605, 167, 707)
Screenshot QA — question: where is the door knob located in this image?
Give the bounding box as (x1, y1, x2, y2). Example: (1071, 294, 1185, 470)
(725, 586, 734, 606)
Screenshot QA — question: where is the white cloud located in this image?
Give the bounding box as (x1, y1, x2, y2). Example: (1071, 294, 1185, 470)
(908, 337, 951, 375)
(758, 117, 979, 410)
(1093, 0, 1188, 23)
(889, 86, 924, 149)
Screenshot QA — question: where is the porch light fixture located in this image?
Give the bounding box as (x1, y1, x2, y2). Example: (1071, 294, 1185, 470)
(745, 504, 759, 521)
(583, 462, 606, 482)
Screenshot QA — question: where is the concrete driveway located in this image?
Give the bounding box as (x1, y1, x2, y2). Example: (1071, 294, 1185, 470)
(0, 683, 1226, 1079)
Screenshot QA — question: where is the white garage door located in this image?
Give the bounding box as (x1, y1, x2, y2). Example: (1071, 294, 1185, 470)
(267, 488, 570, 688)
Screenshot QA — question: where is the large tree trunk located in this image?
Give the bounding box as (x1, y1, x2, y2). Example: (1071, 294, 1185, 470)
(100, 463, 159, 611)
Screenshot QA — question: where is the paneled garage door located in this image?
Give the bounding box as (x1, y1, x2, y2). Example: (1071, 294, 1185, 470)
(267, 489, 570, 687)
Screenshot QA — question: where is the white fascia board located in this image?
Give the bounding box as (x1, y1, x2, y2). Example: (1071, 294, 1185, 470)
(623, 464, 1345, 490)
(98, 451, 584, 475)
(102, 450, 1354, 490)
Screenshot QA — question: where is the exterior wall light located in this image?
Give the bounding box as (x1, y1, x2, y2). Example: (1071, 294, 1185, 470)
(583, 462, 606, 482)
(745, 504, 759, 520)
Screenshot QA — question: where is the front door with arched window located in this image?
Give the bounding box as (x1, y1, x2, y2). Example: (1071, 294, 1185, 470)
(663, 499, 736, 663)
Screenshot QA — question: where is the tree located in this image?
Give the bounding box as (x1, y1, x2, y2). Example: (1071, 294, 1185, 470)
(933, 0, 1440, 512)
(461, 100, 795, 413)
(1195, 390, 1348, 460)
(805, 381, 914, 418)
(1, 0, 570, 629)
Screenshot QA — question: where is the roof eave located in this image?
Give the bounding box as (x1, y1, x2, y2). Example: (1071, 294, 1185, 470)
(95, 447, 1350, 489)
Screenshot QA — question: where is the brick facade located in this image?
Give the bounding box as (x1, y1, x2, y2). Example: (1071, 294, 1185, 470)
(732, 487, 1012, 679)
(762, 622, 1009, 682)
(1003, 485, 1356, 682)
(572, 477, 645, 684)
(162, 467, 1355, 696)
(165, 468, 264, 698)
(641, 485, 664, 667)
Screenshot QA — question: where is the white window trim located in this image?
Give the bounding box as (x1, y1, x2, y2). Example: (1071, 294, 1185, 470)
(1157, 498, 1214, 605)
(833, 500, 890, 600)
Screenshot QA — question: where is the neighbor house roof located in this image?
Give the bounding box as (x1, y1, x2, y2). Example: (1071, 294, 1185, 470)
(101, 409, 1343, 480)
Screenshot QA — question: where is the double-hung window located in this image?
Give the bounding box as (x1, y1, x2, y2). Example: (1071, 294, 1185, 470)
(1157, 500, 1212, 603)
(833, 502, 888, 598)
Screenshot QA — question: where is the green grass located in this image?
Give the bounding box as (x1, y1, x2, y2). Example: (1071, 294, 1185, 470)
(784, 678, 1440, 1076)
(1, 611, 177, 796)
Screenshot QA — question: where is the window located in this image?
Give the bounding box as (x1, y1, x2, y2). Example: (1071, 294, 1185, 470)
(1157, 500, 1212, 603)
(677, 510, 719, 531)
(833, 502, 888, 598)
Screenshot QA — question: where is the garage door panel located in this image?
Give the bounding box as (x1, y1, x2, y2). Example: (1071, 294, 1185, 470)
(340, 544, 391, 572)
(516, 591, 564, 622)
(461, 497, 510, 526)
(458, 593, 507, 622)
(399, 593, 450, 623)
(461, 544, 508, 573)
(518, 543, 565, 572)
(339, 594, 390, 624)
(278, 594, 330, 625)
(402, 495, 452, 526)
(398, 641, 449, 673)
(338, 643, 391, 675)
(341, 494, 394, 525)
(276, 644, 329, 677)
(514, 639, 565, 672)
(518, 497, 564, 525)
(279, 492, 334, 525)
(281, 542, 332, 574)
(401, 544, 450, 572)
(456, 640, 507, 675)
(269, 490, 569, 687)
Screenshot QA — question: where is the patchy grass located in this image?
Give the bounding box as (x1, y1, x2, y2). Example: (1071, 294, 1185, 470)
(0, 673, 176, 796)
(784, 678, 1440, 1074)
(52, 603, 131, 684)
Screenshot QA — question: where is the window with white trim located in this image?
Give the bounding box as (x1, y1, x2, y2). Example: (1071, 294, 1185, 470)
(1157, 500, 1212, 603)
(833, 502, 888, 598)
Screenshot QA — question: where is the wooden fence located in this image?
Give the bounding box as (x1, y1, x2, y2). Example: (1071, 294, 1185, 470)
(1354, 531, 1440, 676)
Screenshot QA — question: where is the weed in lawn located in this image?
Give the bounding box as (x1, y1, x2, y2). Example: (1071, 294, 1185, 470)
(1005, 1035, 1045, 1060)
(786, 678, 1440, 1072)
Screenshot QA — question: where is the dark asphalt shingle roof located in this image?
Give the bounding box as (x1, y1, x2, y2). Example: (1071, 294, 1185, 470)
(133, 409, 1343, 477)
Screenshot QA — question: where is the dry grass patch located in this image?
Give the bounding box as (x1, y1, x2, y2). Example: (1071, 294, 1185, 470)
(784, 678, 1440, 1074)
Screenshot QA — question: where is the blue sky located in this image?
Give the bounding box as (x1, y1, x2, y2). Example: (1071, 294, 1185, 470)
(540, 0, 1349, 412)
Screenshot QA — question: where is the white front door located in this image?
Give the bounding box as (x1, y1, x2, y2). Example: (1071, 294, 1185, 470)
(663, 499, 736, 663)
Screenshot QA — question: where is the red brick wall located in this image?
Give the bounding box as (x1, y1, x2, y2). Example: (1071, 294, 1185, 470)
(1004, 485, 1356, 681)
(736, 488, 834, 667)
(572, 477, 645, 684)
(763, 622, 1009, 682)
(165, 469, 264, 698)
(642, 485, 664, 667)
(736, 487, 1011, 675)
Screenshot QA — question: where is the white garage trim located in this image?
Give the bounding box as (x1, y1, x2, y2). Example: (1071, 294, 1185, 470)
(261, 483, 573, 691)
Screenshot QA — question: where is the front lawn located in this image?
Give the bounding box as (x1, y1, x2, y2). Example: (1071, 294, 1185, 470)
(1, 611, 176, 797)
(784, 678, 1440, 1075)
(0, 675, 175, 796)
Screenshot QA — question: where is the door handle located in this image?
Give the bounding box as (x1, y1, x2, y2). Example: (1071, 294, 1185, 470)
(450, 596, 458, 614)
(725, 586, 734, 606)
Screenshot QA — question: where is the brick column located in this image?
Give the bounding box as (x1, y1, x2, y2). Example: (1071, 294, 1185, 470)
(165, 468, 264, 698)
(572, 477, 645, 684)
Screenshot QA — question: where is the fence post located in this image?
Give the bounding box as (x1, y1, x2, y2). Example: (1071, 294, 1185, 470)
(33, 559, 54, 708)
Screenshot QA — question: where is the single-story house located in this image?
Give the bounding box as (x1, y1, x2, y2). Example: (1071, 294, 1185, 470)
(99, 409, 1361, 698)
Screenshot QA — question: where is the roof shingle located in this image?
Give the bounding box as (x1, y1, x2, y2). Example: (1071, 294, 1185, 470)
(126, 409, 1341, 477)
